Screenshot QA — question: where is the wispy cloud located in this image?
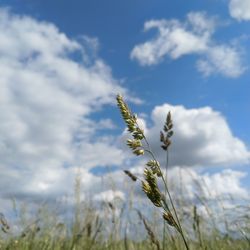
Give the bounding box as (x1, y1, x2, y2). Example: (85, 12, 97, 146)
(131, 12, 246, 78)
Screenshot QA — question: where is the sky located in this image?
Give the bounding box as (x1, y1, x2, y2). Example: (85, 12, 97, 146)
(0, 0, 250, 220)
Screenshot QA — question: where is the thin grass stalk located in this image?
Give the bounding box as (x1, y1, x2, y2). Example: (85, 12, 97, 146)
(143, 134, 189, 250)
(116, 94, 189, 250)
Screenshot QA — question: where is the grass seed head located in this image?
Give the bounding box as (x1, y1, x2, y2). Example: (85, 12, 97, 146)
(124, 170, 137, 182)
(163, 211, 178, 229)
(160, 111, 174, 151)
(137, 211, 160, 250)
(116, 94, 144, 143)
(142, 168, 162, 207)
(0, 214, 10, 233)
(146, 160, 162, 176)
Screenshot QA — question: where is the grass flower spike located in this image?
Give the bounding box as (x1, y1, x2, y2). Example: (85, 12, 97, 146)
(116, 94, 190, 250)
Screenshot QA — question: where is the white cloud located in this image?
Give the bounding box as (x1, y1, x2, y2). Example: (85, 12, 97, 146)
(0, 7, 249, 224)
(167, 167, 248, 200)
(93, 190, 125, 202)
(139, 103, 250, 167)
(197, 45, 245, 77)
(75, 142, 126, 169)
(118, 102, 250, 215)
(123, 163, 249, 221)
(131, 12, 246, 77)
(166, 166, 249, 228)
(229, 0, 250, 21)
(0, 8, 129, 201)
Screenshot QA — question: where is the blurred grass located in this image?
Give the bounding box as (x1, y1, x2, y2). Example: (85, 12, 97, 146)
(0, 97, 249, 250)
(0, 182, 249, 250)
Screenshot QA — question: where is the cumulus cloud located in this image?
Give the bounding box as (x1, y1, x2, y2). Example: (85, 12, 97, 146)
(143, 103, 250, 167)
(167, 166, 249, 228)
(123, 163, 249, 220)
(131, 12, 246, 77)
(118, 102, 250, 213)
(93, 190, 125, 202)
(0, 8, 129, 201)
(0, 7, 249, 218)
(229, 0, 250, 21)
(167, 167, 249, 201)
(118, 102, 250, 209)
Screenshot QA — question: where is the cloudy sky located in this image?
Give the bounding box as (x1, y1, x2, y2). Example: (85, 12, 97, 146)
(0, 0, 250, 215)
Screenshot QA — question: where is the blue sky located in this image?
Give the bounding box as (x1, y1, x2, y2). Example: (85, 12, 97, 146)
(0, 0, 250, 216)
(6, 0, 249, 140)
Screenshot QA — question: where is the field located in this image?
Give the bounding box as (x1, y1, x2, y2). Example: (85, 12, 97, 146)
(0, 95, 249, 250)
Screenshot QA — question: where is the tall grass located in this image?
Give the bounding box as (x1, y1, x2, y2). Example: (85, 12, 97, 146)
(0, 95, 249, 250)
(116, 94, 189, 249)
(0, 197, 249, 250)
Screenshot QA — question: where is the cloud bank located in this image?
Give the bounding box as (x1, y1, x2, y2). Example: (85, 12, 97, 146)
(0, 8, 127, 201)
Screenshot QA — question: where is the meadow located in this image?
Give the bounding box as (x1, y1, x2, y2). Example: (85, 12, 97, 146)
(0, 95, 249, 250)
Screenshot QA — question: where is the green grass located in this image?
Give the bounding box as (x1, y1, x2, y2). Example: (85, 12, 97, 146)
(0, 219, 249, 250)
(0, 173, 249, 250)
